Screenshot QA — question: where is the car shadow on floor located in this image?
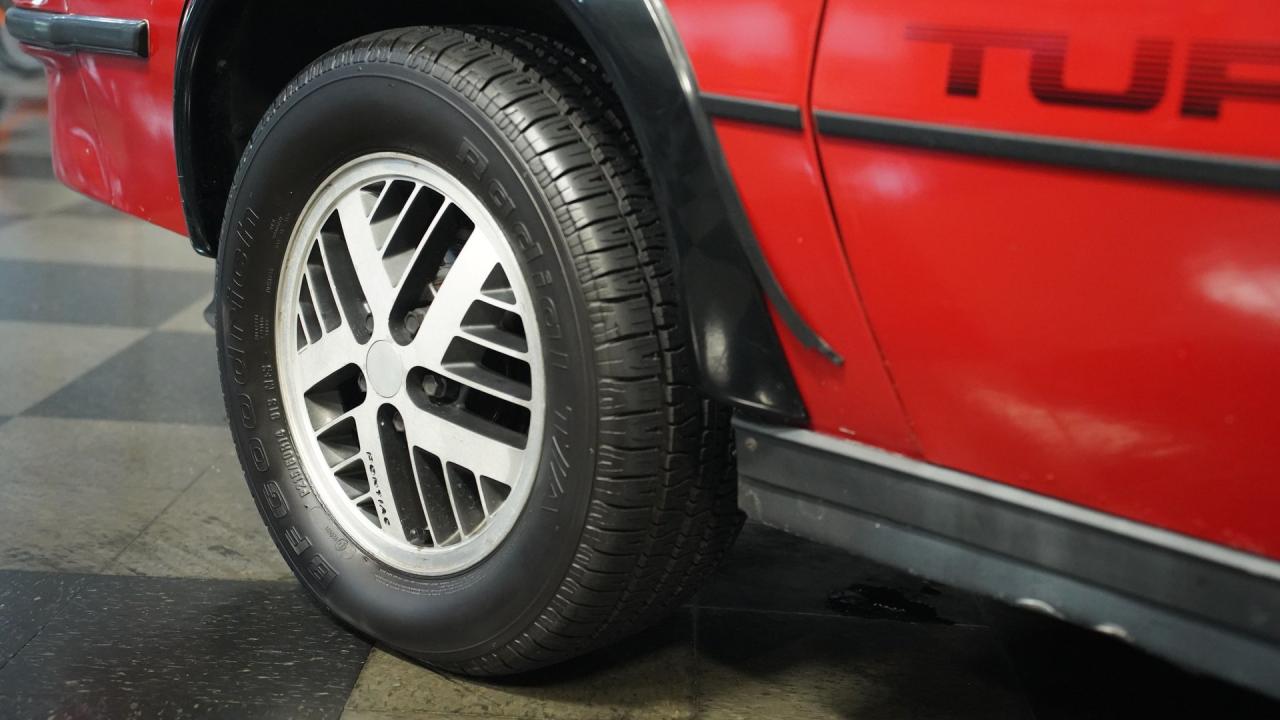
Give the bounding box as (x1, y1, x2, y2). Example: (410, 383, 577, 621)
(348, 523, 1280, 719)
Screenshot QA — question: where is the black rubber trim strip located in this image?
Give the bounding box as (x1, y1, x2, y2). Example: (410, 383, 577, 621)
(814, 110, 1280, 193)
(4, 8, 148, 58)
(172, 0, 210, 256)
(734, 417, 1280, 699)
(701, 93, 804, 131)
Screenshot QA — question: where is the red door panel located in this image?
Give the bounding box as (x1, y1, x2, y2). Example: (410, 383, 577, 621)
(814, 0, 1280, 557)
(667, 0, 919, 454)
(16, 0, 186, 235)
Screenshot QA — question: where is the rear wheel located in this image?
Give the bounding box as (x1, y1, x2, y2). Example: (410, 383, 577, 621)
(215, 26, 741, 674)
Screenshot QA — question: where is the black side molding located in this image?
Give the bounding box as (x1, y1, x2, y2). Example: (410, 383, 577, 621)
(735, 418, 1280, 699)
(815, 110, 1280, 193)
(5, 8, 148, 58)
(702, 93, 804, 131)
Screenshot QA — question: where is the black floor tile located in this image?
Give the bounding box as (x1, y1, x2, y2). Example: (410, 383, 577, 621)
(698, 522, 985, 624)
(0, 575, 371, 719)
(696, 608, 1033, 719)
(0, 570, 84, 668)
(0, 260, 210, 327)
(27, 331, 226, 425)
(0, 153, 55, 181)
(0, 694, 343, 720)
(981, 599, 1280, 719)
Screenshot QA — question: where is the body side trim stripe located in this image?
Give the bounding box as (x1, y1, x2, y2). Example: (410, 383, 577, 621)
(814, 110, 1280, 193)
(5, 8, 148, 59)
(740, 418, 1280, 582)
(702, 93, 805, 130)
(692, 94, 1280, 192)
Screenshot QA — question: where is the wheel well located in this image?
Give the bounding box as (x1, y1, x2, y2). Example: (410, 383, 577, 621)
(181, 0, 817, 421)
(178, 0, 587, 254)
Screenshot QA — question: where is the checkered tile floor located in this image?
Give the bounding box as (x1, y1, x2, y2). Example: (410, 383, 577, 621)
(0, 74, 1276, 719)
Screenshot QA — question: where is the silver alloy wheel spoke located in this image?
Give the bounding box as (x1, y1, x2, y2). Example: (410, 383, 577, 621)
(336, 194, 396, 326)
(276, 153, 545, 576)
(400, 408, 523, 496)
(389, 201, 453, 292)
(351, 402, 409, 539)
(295, 323, 362, 390)
(409, 228, 505, 367)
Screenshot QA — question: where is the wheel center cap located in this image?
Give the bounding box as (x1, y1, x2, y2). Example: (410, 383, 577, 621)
(365, 340, 405, 398)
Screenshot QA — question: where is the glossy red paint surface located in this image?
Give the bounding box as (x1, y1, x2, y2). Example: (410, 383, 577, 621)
(666, 0, 819, 104)
(813, 0, 1280, 557)
(12, 1, 69, 13)
(16, 0, 186, 235)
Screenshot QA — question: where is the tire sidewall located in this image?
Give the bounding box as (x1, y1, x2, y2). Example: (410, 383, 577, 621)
(215, 62, 596, 662)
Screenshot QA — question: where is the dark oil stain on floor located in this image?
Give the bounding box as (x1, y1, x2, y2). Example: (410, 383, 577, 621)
(827, 582, 954, 625)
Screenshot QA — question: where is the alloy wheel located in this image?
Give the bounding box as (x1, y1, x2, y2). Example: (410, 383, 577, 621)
(275, 153, 545, 576)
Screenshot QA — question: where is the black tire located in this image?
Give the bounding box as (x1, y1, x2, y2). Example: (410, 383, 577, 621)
(215, 26, 742, 675)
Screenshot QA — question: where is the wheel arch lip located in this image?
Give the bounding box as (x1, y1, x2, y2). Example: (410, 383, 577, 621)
(173, 0, 821, 423)
(173, 0, 215, 256)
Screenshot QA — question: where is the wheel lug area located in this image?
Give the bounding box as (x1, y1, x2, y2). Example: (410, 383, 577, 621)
(424, 375, 445, 400)
(404, 308, 425, 336)
(413, 368, 459, 406)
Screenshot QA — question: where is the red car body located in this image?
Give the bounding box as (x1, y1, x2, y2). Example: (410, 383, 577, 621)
(11, 0, 1280, 695)
(679, 0, 1280, 559)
